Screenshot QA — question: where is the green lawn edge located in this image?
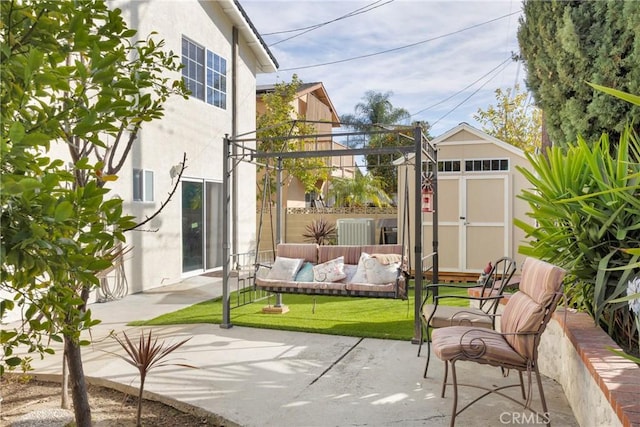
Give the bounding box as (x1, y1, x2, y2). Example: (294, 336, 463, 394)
(129, 286, 470, 341)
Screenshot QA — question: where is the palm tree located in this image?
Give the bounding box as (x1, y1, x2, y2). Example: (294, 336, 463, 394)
(340, 91, 430, 194)
(329, 168, 393, 207)
(340, 91, 411, 131)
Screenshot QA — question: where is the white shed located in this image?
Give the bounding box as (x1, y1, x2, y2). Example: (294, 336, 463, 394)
(397, 122, 534, 278)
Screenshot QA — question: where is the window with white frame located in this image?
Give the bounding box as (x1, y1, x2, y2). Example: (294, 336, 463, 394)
(133, 169, 154, 202)
(438, 160, 461, 173)
(181, 36, 227, 109)
(426, 160, 461, 173)
(464, 158, 509, 172)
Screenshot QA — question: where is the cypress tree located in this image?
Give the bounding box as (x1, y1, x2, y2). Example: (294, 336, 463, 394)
(517, 1, 640, 147)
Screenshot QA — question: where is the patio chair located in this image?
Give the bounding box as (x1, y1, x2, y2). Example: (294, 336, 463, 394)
(418, 256, 517, 377)
(431, 257, 566, 427)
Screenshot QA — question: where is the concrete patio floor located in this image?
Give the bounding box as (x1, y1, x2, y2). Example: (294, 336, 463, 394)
(11, 276, 579, 426)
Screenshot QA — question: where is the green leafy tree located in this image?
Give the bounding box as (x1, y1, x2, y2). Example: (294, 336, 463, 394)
(517, 0, 640, 146)
(473, 84, 542, 152)
(256, 75, 329, 198)
(340, 91, 427, 194)
(1, 1, 187, 425)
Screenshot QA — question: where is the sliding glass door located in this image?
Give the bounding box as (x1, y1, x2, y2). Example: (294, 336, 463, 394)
(182, 180, 222, 273)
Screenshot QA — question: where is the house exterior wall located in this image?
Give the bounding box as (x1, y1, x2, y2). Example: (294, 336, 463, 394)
(97, 0, 263, 292)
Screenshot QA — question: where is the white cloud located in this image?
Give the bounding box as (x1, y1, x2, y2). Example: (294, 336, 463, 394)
(242, 0, 525, 136)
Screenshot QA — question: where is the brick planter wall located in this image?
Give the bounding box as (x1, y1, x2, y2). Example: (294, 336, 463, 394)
(539, 310, 640, 427)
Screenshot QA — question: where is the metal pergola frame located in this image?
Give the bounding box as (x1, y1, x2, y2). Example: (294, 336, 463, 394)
(221, 122, 438, 342)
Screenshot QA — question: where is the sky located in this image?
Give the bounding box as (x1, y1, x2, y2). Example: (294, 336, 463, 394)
(241, 0, 527, 137)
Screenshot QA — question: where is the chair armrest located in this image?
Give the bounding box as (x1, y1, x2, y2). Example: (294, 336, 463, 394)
(449, 310, 498, 322)
(434, 294, 503, 302)
(424, 282, 480, 289)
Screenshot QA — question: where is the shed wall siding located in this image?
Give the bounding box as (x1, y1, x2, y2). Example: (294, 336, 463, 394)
(400, 124, 533, 274)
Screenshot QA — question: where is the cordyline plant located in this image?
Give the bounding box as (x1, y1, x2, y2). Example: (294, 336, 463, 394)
(110, 330, 195, 427)
(303, 218, 337, 245)
(515, 83, 640, 357)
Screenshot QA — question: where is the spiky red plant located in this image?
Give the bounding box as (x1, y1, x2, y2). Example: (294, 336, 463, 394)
(111, 330, 194, 426)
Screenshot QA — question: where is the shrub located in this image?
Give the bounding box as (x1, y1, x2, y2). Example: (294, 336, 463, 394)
(303, 218, 337, 245)
(515, 124, 640, 356)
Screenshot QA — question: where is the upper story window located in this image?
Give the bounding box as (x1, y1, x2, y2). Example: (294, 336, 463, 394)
(181, 36, 227, 109)
(465, 159, 509, 172)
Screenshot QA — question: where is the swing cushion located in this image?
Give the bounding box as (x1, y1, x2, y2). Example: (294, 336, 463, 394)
(349, 252, 370, 283)
(313, 256, 347, 282)
(294, 262, 315, 282)
(255, 243, 406, 299)
(267, 256, 305, 281)
(363, 255, 401, 284)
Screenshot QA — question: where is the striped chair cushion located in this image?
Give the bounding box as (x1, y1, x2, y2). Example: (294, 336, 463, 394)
(423, 304, 494, 329)
(500, 258, 566, 359)
(517, 257, 566, 307)
(432, 326, 526, 367)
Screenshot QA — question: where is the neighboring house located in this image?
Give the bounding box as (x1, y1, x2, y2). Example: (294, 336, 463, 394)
(93, 0, 277, 294)
(256, 82, 355, 208)
(397, 122, 534, 275)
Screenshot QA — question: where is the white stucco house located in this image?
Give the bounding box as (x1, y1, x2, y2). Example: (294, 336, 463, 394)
(1, 1, 277, 324)
(100, 0, 277, 294)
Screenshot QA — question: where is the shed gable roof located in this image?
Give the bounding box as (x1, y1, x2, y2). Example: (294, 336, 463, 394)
(392, 122, 526, 165)
(432, 122, 526, 158)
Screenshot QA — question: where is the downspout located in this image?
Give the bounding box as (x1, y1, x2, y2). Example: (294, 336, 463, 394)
(232, 27, 238, 261)
(222, 27, 238, 329)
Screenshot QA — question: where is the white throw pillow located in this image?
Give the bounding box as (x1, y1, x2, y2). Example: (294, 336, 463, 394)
(313, 256, 347, 282)
(341, 264, 358, 283)
(266, 257, 305, 281)
(363, 257, 400, 284)
(349, 252, 370, 283)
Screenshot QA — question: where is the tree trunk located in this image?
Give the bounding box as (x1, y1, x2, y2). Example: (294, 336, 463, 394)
(61, 354, 70, 409)
(64, 336, 91, 427)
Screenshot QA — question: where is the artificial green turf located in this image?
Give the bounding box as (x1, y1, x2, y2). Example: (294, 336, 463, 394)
(130, 286, 470, 341)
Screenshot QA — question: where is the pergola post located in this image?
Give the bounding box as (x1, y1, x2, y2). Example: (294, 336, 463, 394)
(274, 157, 284, 309)
(221, 134, 232, 328)
(412, 125, 423, 343)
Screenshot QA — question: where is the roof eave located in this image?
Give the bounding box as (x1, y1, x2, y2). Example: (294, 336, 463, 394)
(218, 0, 278, 74)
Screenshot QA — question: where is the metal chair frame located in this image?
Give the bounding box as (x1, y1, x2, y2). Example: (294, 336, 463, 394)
(438, 290, 563, 427)
(417, 256, 517, 377)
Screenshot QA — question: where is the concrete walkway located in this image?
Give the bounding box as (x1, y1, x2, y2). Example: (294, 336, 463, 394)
(14, 276, 579, 426)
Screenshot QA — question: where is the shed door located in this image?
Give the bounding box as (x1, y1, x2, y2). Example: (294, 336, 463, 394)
(461, 175, 508, 271)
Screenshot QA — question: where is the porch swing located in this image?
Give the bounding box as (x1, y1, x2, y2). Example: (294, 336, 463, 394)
(221, 122, 438, 336)
(252, 155, 411, 299)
